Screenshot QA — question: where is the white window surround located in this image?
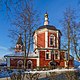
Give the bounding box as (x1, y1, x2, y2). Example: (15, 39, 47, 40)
(27, 60, 33, 69)
(45, 31, 48, 48)
(17, 60, 23, 64)
(49, 34, 55, 46)
(54, 51, 60, 60)
(45, 52, 51, 60)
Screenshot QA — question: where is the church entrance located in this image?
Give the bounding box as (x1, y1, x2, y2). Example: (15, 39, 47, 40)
(27, 60, 32, 69)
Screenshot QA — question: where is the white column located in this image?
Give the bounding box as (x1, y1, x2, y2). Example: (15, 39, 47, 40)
(45, 31, 48, 48)
(57, 31, 58, 49)
(34, 33, 37, 49)
(36, 50, 39, 66)
(65, 61, 67, 67)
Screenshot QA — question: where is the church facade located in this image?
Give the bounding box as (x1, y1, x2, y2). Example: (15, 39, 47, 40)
(4, 13, 74, 69)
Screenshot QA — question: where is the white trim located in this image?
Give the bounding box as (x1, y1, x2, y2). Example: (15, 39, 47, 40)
(35, 28, 47, 34)
(49, 34, 55, 46)
(35, 29, 57, 34)
(48, 30, 58, 33)
(27, 58, 37, 59)
(34, 33, 37, 49)
(17, 60, 23, 68)
(45, 31, 48, 48)
(57, 31, 59, 49)
(37, 58, 39, 66)
(65, 61, 67, 67)
(36, 50, 39, 66)
(17, 60, 23, 64)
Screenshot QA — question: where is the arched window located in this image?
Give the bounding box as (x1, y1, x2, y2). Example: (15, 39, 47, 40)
(27, 60, 32, 69)
(17, 60, 23, 68)
(49, 34, 55, 46)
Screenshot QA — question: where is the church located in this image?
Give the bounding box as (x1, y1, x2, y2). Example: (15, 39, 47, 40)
(4, 13, 74, 69)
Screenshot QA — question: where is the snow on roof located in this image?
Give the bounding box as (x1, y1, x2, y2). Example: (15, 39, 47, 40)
(4, 52, 38, 58)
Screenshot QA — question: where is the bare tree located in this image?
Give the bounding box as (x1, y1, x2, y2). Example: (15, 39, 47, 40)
(0, 0, 40, 69)
(61, 8, 80, 61)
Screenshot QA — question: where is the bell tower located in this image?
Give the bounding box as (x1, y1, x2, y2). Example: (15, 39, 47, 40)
(15, 34, 24, 52)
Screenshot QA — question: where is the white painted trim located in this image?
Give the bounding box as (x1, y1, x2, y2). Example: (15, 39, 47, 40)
(49, 34, 55, 46)
(35, 28, 47, 34)
(48, 30, 58, 33)
(17, 60, 23, 64)
(65, 61, 67, 67)
(27, 58, 38, 59)
(45, 31, 48, 48)
(37, 58, 39, 66)
(34, 33, 37, 49)
(36, 50, 39, 66)
(57, 31, 59, 49)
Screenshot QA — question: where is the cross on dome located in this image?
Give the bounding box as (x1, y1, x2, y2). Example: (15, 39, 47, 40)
(44, 12, 49, 25)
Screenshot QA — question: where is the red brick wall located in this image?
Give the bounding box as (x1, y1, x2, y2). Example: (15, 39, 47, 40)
(26, 59, 37, 69)
(37, 33, 45, 48)
(10, 58, 37, 69)
(39, 50, 66, 68)
(60, 60, 65, 67)
(39, 51, 51, 67)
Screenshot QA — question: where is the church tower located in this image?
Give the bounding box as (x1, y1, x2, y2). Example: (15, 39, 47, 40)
(15, 34, 24, 52)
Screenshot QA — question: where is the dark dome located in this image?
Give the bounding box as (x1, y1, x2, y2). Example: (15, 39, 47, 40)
(37, 25, 62, 35)
(37, 25, 57, 30)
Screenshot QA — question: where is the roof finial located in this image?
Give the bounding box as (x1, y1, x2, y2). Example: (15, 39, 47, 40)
(44, 12, 49, 25)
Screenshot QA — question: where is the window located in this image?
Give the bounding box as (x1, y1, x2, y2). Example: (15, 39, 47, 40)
(46, 53, 49, 59)
(45, 52, 51, 60)
(54, 52, 59, 60)
(27, 60, 32, 69)
(55, 53, 58, 59)
(49, 34, 55, 46)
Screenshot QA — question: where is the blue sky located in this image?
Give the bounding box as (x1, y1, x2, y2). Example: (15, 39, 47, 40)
(0, 0, 79, 58)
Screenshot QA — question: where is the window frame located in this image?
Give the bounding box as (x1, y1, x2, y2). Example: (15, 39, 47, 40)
(45, 52, 51, 60)
(49, 34, 55, 46)
(54, 51, 60, 60)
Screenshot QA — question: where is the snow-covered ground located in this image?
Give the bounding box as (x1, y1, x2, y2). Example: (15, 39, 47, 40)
(0, 60, 80, 78)
(24, 68, 79, 74)
(0, 68, 80, 78)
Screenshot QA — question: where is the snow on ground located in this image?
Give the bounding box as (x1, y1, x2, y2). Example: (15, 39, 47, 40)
(24, 68, 78, 74)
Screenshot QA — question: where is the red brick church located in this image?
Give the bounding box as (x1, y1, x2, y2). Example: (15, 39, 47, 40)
(4, 13, 74, 69)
